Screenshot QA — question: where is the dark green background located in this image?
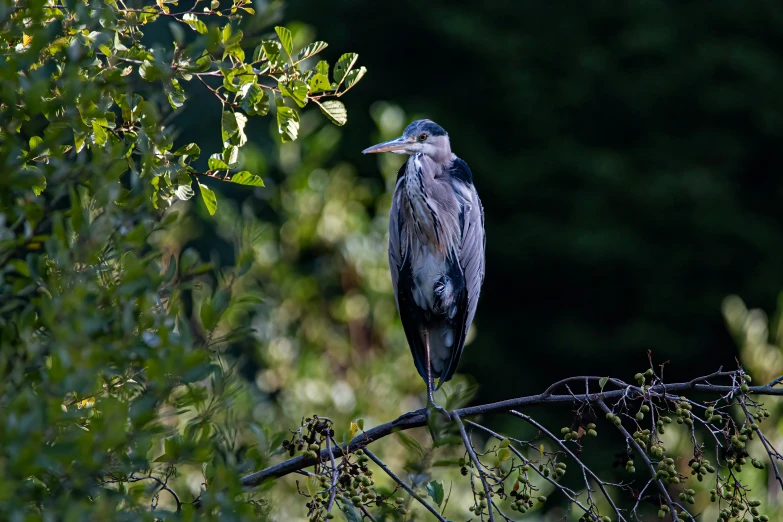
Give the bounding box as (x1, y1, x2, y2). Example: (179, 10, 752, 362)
(278, 0, 783, 403)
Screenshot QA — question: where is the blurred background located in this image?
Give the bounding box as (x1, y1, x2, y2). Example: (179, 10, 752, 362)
(156, 1, 783, 519)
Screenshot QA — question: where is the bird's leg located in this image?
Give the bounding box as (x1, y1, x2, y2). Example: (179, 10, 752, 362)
(424, 331, 450, 420)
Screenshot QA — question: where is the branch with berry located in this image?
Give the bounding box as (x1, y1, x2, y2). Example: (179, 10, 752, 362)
(227, 361, 783, 521)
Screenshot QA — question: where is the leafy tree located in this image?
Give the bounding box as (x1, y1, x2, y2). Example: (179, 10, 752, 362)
(0, 0, 365, 519)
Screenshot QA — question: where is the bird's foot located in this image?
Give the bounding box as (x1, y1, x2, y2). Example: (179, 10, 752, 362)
(426, 397, 452, 421)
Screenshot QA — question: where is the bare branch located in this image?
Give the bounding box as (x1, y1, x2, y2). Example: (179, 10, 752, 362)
(363, 448, 447, 522)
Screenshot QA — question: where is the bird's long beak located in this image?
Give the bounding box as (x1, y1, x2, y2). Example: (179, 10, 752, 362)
(362, 136, 411, 154)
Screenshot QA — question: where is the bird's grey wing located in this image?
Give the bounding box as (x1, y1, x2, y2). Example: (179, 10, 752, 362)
(460, 184, 485, 333)
(388, 163, 407, 293)
(389, 163, 428, 382)
(438, 158, 486, 385)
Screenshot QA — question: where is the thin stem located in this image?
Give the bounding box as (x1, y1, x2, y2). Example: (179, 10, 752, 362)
(325, 436, 338, 513)
(467, 421, 597, 520)
(453, 413, 495, 522)
(509, 410, 626, 522)
(362, 448, 446, 522)
(597, 399, 683, 522)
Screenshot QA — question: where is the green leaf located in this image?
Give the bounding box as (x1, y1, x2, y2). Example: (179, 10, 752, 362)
(425, 480, 445, 507)
(172, 143, 200, 159)
(28, 136, 43, 150)
(276, 102, 300, 142)
(240, 83, 263, 110)
(280, 80, 308, 108)
(252, 44, 264, 63)
(223, 145, 239, 167)
(334, 52, 358, 84)
(74, 132, 86, 153)
(319, 100, 347, 126)
(357, 418, 364, 430)
(200, 183, 217, 215)
(229, 171, 264, 187)
(305, 476, 318, 497)
(175, 183, 195, 201)
(233, 113, 248, 146)
(32, 178, 46, 196)
(316, 60, 329, 76)
(297, 41, 328, 61)
(599, 376, 609, 391)
(191, 54, 212, 73)
(182, 13, 207, 34)
(139, 60, 161, 81)
(208, 155, 229, 171)
(338, 501, 361, 522)
(393, 429, 424, 457)
(200, 298, 217, 331)
(166, 79, 186, 109)
(275, 26, 293, 58)
(223, 28, 244, 49)
(497, 447, 511, 463)
(92, 120, 107, 146)
(343, 66, 367, 91)
(308, 73, 330, 93)
(262, 40, 283, 69)
(221, 111, 238, 143)
(500, 438, 510, 448)
(169, 21, 185, 45)
(221, 68, 238, 92)
(238, 82, 269, 115)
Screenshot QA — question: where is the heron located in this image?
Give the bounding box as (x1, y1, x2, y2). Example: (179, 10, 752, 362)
(363, 119, 486, 414)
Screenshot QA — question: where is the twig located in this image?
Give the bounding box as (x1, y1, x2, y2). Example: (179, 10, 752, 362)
(362, 448, 446, 522)
(597, 399, 684, 522)
(453, 412, 495, 522)
(467, 421, 597, 519)
(738, 397, 783, 489)
(509, 410, 627, 522)
(359, 504, 378, 522)
(325, 435, 338, 513)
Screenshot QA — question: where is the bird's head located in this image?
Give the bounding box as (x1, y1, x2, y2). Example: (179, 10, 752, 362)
(362, 119, 451, 161)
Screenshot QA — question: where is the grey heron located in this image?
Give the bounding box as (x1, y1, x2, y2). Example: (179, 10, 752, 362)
(363, 119, 486, 413)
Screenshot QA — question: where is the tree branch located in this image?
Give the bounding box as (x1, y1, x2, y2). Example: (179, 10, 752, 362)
(363, 448, 447, 522)
(239, 375, 783, 489)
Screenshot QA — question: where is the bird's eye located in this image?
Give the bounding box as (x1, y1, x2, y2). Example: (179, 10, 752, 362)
(419, 134, 428, 141)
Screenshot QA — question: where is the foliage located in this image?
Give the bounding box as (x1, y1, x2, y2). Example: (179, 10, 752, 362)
(1, 0, 365, 215)
(0, 0, 367, 519)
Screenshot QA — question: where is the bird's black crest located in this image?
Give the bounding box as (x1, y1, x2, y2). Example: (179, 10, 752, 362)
(404, 119, 448, 138)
